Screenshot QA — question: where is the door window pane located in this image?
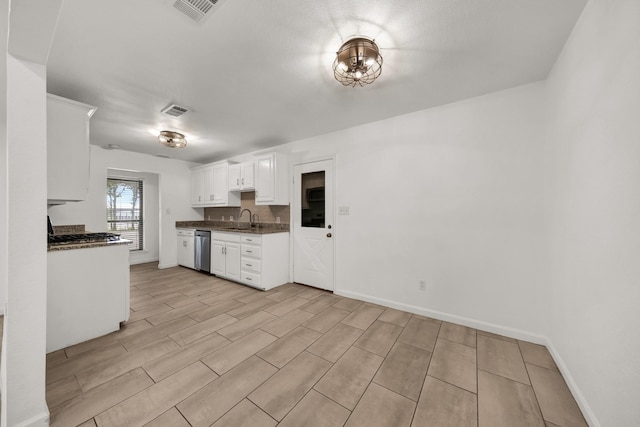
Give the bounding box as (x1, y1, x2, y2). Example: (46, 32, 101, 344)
(301, 171, 325, 228)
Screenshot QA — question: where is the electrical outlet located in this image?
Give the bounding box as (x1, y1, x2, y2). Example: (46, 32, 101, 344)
(276, 217, 281, 223)
(419, 280, 426, 291)
(221, 216, 225, 221)
(230, 215, 233, 221)
(338, 206, 350, 215)
(207, 215, 211, 221)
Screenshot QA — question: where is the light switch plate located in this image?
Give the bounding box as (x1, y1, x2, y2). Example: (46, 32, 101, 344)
(338, 206, 350, 215)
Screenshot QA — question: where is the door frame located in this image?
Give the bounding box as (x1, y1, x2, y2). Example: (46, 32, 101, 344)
(289, 157, 336, 291)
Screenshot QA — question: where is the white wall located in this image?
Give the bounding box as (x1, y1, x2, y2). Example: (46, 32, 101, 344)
(544, 1, 640, 426)
(48, 147, 202, 268)
(107, 169, 160, 265)
(0, 0, 7, 318)
(269, 82, 549, 339)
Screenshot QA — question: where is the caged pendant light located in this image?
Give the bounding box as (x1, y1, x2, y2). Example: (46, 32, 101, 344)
(333, 37, 383, 87)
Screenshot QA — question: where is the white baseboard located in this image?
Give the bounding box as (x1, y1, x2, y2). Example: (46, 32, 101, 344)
(544, 339, 600, 427)
(157, 262, 178, 269)
(336, 289, 547, 344)
(129, 256, 159, 266)
(335, 289, 600, 427)
(14, 409, 50, 427)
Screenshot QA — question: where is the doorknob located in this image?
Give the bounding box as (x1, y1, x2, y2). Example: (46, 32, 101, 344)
(326, 233, 332, 238)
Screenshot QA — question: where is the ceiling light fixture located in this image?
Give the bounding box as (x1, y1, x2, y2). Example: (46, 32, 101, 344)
(158, 130, 187, 148)
(333, 37, 383, 87)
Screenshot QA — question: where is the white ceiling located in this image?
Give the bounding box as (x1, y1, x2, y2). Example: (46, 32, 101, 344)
(47, 0, 587, 163)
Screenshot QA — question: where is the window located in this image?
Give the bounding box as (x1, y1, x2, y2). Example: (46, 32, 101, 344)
(106, 178, 143, 251)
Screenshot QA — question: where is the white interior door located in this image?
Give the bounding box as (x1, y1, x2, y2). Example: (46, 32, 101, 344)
(293, 159, 334, 290)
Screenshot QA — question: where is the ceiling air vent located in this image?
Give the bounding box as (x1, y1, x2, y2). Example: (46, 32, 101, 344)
(161, 103, 189, 118)
(173, 0, 219, 23)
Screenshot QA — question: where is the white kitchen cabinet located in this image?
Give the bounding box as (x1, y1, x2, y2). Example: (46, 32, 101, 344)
(191, 162, 240, 207)
(177, 228, 195, 269)
(255, 152, 289, 205)
(229, 162, 256, 192)
(239, 232, 289, 290)
(47, 94, 97, 204)
(211, 232, 241, 281)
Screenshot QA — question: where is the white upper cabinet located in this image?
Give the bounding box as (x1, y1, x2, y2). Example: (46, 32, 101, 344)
(229, 162, 255, 192)
(47, 94, 97, 204)
(191, 162, 240, 207)
(255, 152, 289, 205)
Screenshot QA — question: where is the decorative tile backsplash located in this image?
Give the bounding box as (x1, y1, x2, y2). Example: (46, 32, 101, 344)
(203, 192, 290, 224)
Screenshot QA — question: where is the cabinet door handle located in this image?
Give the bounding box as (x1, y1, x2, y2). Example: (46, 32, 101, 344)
(183, 241, 186, 247)
(242, 178, 244, 185)
(246, 238, 253, 242)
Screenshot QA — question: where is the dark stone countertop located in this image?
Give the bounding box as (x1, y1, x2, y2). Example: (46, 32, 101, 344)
(176, 220, 289, 235)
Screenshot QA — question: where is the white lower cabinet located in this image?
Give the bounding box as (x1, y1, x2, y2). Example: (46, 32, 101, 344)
(210, 231, 289, 290)
(211, 233, 241, 282)
(177, 228, 195, 269)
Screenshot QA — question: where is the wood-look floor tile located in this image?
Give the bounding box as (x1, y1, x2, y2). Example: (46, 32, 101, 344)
(144, 407, 191, 427)
(50, 368, 154, 427)
(526, 363, 588, 427)
(130, 292, 184, 311)
(188, 299, 244, 322)
(257, 326, 322, 368)
(47, 342, 128, 384)
(62, 320, 154, 359)
(428, 338, 477, 393)
(397, 316, 440, 352)
(46, 374, 82, 411)
(412, 376, 477, 427)
(76, 337, 179, 391)
(345, 382, 415, 427)
(146, 302, 208, 326)
(332, 297, 364, 312)
(439, 322, 477, 348)
(519, 341, 558, 370)
(217, 311, 277, 341)
(260, 308, 316, 337)
(341, 304, 384, 330)
(77, 419, 97, 427)
(96, 362, 217, 427)
(118, 316, 198, 350)
(177, 356, 277, 427)
(373, 342, 431, 401)
(302, 307, 349, 334)
(478, 370, 545, 427)
(47, 349, 67, 365)
(278, 390, 350, 427)
(128, 304, 174, 324)
(307, 323, 363, 363)
(377, 308, 412, 327)
(143, 333, 230, 381)
(168, 313, 237, 346)
(477, 334, 529, 384)
(202, 330, 277, 375)
(314, 346, 384, 410)
(477, 329, 517, 343)
(265, 296, 309, 316)
(353, 320, 403, 357)
(211, 399, 277, 427)
(265, 285, 306, 302)
(226, 298, 278, 319)
(295, 287, 326, 300)
(300, 294, 342, 314)
(249, 351, 332, 421)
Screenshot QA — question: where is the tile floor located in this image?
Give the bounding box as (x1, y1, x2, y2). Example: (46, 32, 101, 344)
(44, 263, 588, 427)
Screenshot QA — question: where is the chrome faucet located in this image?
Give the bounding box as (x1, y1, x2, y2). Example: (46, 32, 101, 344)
(239, 208, 253, 226)
(252, 213, 260, 228)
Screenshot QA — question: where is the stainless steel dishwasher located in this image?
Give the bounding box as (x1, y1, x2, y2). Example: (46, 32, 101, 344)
(194, 230, 211, 273)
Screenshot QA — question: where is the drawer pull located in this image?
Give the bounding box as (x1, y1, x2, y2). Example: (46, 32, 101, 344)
(245, 264, 251, 267)
(246, 277, 252, 281)
(246, 250, 252, 253)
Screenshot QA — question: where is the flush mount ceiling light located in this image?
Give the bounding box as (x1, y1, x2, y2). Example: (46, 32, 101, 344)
(158, 130, 187, 148)
(333, 37, 383, 87)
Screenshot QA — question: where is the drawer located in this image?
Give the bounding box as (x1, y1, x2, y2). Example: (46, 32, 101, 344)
(241, 244, 261, 258)
(241, 235, 261, 244)
(241, 257, 261, 273)
(241, 271, 261, 286)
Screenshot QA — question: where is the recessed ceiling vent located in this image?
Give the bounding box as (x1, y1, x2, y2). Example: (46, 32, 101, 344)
(161, 103, 189, 118)
(173, 0, 220, 23)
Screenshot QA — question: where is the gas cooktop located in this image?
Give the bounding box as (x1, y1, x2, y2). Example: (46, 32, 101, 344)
(48, 232, 122, 245)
